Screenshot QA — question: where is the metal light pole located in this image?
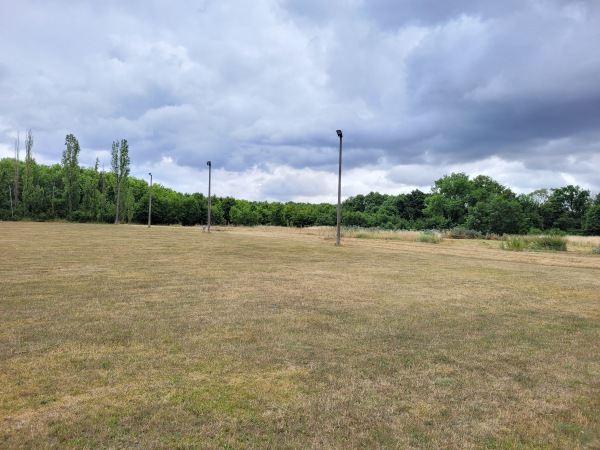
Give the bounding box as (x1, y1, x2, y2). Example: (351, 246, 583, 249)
(336, 129, 343, 246)
(147, 173, 153, 227)
(207, 161, 212, 233)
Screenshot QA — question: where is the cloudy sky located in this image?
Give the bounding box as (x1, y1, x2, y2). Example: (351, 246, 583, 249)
(1, 0, 599, 202)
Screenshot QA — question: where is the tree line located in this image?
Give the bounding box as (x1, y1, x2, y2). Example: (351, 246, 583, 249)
(1, 133, 599, 235)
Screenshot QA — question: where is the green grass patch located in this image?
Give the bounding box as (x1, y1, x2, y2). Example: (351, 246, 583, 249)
(501, 235, 568, 252)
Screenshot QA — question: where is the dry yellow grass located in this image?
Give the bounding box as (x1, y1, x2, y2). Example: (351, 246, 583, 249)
(1, 222, 599, 449)
(566, 235, 600, 253)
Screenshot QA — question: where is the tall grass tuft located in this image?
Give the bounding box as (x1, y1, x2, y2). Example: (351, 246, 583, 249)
(341, 227, 422, 241)
(419, 231, 443, 244)
(500, 235, 567, 252)
(419, 234, 441, 244)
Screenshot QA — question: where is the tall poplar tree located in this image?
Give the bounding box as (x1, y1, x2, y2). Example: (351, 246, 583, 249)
(100, 163, 107, 221)
(22, 130, 35, 215)
(111, 139, 130, 224)
(13, 133, 20, 209)
(62, 134, 81, 215)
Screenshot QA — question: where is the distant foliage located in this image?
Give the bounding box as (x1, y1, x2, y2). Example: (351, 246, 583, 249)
(1, 151, 598, 235)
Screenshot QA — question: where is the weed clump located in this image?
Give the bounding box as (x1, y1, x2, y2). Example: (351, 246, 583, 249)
(591, 246, 600, 255)
(419, 231, 443, 244)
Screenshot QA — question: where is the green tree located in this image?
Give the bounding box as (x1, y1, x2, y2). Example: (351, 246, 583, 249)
(314, 203, 336, 226)
(424, 173, 474, 226)
(363, 192, 388, 214)
(13, 133, 20, 211)
(543, 185, 591, 232)
(111, 139, 130, 224)
(98, 165, 110, 221)
(78, 159, 101, 221)
(517, 194, 544, 232)
(61, 134, 81, 216)
(125, 181, 136, 223)
(470, 175, 513, 204)
(1, 158, 16, 219)
(342, 210, 369, 227)
(466, 196, 525, 235)
(526, 188, 551, 205)
(402, 190, 428, 221)
(21, 130, 36, 216)
(582, 205, 600, 235)
(218, 196, 237, 224)
(36, 163, 62, 220)
(343, 194, 366, 213)
(230, 200, 261, 226)
(180, 193, 205, 226)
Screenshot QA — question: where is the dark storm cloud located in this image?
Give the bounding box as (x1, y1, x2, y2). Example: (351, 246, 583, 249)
(362, 0, 522, 27)
(1, 0, 599, 200)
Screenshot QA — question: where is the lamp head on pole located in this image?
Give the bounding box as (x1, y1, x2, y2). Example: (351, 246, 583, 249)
(336, 130, 343, 138)
(207, 161, 211, 167)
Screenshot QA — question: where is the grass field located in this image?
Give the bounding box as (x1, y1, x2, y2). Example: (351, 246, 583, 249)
(1, 222, 599, 449)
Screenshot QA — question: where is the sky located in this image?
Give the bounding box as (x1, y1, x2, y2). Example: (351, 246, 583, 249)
(1, 0, 599, 203)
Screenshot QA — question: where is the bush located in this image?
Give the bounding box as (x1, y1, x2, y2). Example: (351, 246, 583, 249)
(591, 246, 600, 255)
(500, 236, 567, 252)
(444, 227, 482, 239)
(530, 236, 567, 251)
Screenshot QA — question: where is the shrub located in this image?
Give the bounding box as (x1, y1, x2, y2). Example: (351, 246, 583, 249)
(444, 227, 482, 239)
(550, 237, 569, 250)
(500, 236, 567, 252)
(530, 236, 567, 251)
(591, 246, 600, 255)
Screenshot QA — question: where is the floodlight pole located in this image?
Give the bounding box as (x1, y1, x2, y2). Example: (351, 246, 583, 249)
(336, 129, 343, 246)
(147, 173, 153, 227)
(207, 161, 212, 233)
